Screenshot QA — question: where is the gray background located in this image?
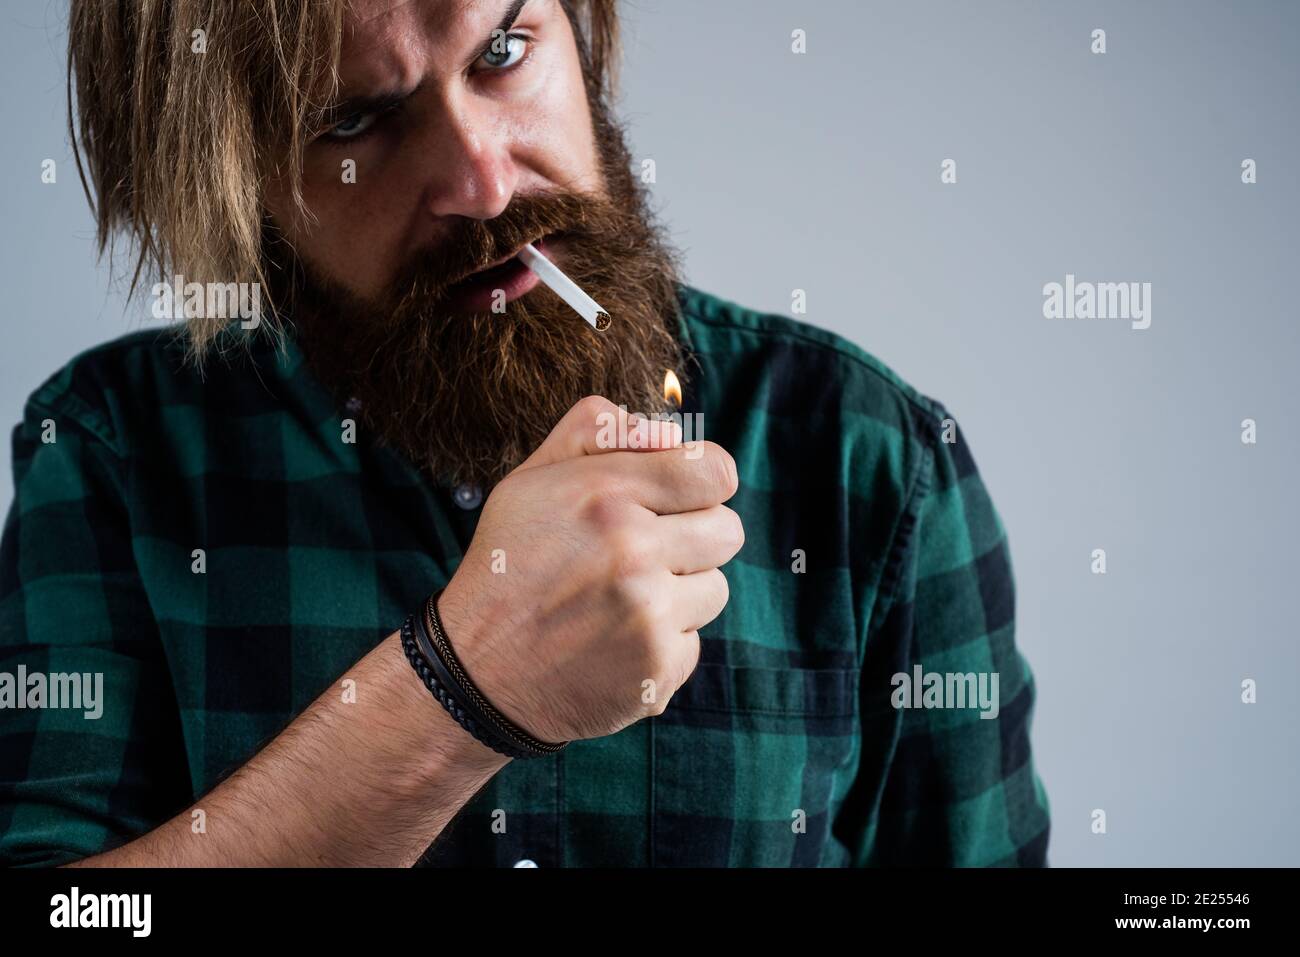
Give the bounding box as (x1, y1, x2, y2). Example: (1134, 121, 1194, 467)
(2, 1, 1297, 866)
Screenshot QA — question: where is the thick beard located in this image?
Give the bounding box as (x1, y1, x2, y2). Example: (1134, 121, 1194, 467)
(267, 99, 685, 489)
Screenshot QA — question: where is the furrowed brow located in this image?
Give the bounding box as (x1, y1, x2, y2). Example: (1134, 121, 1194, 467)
(315, 0, 532, 131)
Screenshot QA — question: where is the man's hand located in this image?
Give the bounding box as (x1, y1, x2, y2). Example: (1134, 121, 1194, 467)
(439, 395, 744, 744)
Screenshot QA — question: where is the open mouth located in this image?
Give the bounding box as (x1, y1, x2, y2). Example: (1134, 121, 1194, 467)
(441, 234, 558, 313)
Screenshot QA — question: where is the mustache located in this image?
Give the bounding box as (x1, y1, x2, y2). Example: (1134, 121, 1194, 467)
(389, 190, 617, 309)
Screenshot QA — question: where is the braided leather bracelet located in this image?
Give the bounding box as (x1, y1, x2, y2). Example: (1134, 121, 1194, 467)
(422, 591, 567, 757)
(398, 594, 568, 759)
(422, 592, 566, 757)
(399, 615, 535, 759)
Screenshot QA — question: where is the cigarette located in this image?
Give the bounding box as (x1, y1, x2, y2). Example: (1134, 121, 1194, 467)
(516, 243, 611, 331)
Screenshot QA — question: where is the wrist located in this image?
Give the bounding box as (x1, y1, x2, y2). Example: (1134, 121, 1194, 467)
(436, 573, 531, 731)
(377, 630, 511, 786)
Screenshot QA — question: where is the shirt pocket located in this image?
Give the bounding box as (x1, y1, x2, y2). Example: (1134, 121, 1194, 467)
(652, 661, 861, 866)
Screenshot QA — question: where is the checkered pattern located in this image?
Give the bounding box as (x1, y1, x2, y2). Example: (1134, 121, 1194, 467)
(0, 285, 1050, 866)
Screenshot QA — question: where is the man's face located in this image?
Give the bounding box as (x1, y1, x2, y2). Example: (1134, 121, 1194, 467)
(259, 0, 684, 489)
(266, 0, 602, 301)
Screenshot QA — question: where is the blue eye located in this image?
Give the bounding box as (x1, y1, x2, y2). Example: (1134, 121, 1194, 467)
(479, 32, 528, 70)
(328, 112, 379, 141)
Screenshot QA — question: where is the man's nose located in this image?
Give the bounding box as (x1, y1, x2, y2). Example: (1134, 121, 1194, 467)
(416, 99, 519, 222)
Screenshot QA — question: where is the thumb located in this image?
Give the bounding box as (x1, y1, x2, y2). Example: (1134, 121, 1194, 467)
(514, 394, 683, 473)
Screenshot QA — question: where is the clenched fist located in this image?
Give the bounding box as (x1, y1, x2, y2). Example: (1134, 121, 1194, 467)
(438, 395, 744, 744)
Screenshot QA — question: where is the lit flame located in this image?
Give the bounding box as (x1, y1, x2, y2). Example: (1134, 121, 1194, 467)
(663, 369, 682, 407)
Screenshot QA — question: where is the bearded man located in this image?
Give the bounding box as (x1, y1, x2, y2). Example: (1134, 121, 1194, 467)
(0, 0, 1050, 867)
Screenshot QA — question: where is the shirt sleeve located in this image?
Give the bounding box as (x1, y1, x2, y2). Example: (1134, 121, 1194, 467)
(849, 407, 1051, 866)
(0, 392, 191, 866)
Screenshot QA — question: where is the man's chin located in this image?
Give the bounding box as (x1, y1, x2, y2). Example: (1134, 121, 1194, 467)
(276, 182, 685, 487)
(292, 278, 683, 488)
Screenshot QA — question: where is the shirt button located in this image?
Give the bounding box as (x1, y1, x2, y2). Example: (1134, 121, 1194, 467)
(513, 859, 538, 868)
(452, 483, 483, 510)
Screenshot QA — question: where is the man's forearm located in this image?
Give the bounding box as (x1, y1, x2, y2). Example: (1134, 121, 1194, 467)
(65, 631, 510, 867)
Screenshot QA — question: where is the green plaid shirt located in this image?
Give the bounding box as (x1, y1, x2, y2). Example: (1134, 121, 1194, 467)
(0, 285, 1049, 867)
